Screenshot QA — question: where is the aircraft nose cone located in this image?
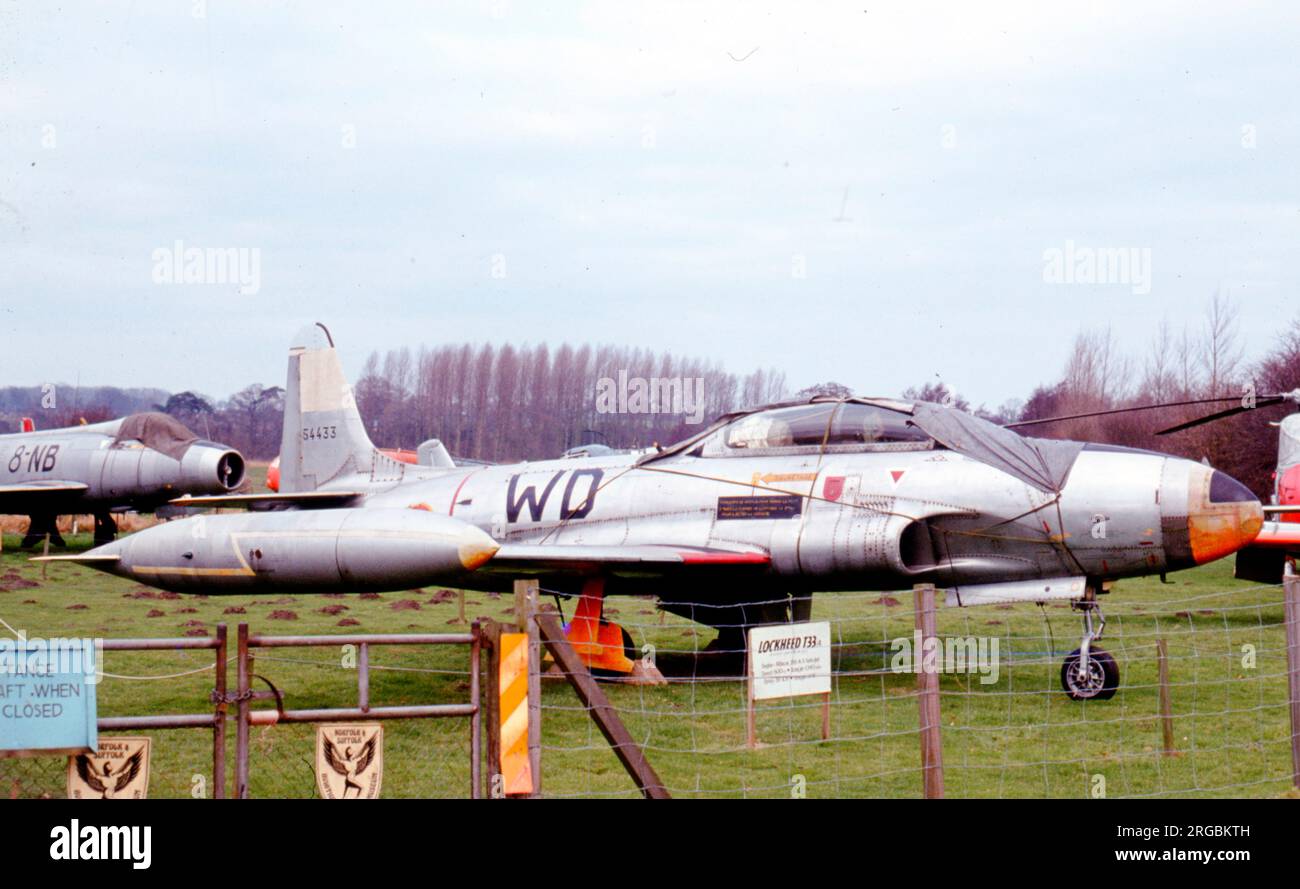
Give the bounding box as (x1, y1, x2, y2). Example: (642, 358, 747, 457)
(1188, 469, 1263, 565)
(1162, 463, 1263, 570)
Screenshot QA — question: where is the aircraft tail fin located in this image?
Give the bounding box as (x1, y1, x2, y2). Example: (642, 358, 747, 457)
(1276, 415, 1300, 511)
(278, 323, 403, 492)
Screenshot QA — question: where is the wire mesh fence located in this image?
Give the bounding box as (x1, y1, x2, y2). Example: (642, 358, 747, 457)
(536, 576, 1299, 798)
(3, 751, 67, 799)
(3, 572, 1297, 799)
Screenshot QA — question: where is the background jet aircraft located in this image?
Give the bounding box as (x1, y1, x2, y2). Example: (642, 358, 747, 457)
(49, 324, 1264, 701)
(1, 412, 245, 546)
(1229, 409, 1300, 582)
(263, 441, 490, 493)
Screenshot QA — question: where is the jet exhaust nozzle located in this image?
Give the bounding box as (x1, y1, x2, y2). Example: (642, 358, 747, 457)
(174, 442, 247, 494)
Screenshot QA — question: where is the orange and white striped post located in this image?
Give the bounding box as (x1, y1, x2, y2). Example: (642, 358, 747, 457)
(498, 631, 534, 796)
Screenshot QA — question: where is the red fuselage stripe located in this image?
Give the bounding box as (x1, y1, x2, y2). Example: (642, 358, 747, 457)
(449, 470, 480, 516)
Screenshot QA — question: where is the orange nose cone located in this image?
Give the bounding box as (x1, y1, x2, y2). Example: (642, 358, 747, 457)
(1189, 471, 1264, 565)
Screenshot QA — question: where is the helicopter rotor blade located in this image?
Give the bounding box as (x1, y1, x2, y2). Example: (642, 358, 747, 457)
(1154, 395, 1288, 435)
(1004, 395, 1247, 430)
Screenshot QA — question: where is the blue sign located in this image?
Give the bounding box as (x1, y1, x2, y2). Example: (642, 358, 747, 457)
(0, 636, 98, 755)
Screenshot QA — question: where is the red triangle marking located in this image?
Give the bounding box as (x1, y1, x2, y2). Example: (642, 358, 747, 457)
(890, 470, 905, 484)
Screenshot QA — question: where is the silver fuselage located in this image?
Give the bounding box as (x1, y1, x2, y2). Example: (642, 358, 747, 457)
(0, 419, 244, 514)
(313, 440, 1256, 600)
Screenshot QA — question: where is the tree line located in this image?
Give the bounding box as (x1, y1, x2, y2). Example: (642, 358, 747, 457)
(1, 347, 789, 465)
(4, 302, 1297, 499)
(1013, 296, 1300, 498)
(350, 343, 787, 462)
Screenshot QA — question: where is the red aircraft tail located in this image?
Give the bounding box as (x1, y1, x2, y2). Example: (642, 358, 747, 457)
(1234, 413, 1300, 582)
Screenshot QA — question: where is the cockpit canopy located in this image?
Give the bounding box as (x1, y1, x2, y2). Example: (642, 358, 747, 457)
(723, 402, 932, 452)
(647, 396, 1085, 495)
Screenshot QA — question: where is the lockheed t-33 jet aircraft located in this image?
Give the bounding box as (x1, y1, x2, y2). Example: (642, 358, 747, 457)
(46, 324, 1264, 700)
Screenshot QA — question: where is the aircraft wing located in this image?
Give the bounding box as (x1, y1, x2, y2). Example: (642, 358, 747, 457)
(169, 491, 364, 509)
(0, 480, 89, 496)
(483, 543, 770, 578)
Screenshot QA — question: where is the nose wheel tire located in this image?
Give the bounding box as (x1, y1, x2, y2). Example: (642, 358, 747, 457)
(1060, 647, 1119, 701)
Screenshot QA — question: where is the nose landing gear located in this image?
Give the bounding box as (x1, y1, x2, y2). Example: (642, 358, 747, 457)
(1060, 588, 1119, 701)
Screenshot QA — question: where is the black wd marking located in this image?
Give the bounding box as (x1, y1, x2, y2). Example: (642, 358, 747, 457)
(560, 468, 603, 520)
(505, 472, 564, 523)
(506, 469, 605, 523)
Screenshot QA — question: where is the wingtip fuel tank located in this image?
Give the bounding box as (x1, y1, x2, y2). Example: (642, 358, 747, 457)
(62, 508, 500, 594)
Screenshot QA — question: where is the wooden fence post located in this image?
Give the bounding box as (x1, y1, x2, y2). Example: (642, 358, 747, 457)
(534, 608, 670, 798)
(482, 621, 502, 798)
(914, 583, 944, 799)
(1156, 638, 1175, 756)
(746, 627, 757, 750)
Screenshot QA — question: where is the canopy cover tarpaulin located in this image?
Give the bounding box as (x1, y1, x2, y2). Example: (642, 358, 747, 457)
(112, 412, 199, 461)
(910, 402, 1084, 495)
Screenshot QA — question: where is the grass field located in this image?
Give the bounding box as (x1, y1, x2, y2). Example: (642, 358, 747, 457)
(1, 522, 1296, 799)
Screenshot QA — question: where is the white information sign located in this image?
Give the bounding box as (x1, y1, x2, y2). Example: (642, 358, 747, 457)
(747, 621, 832, 701)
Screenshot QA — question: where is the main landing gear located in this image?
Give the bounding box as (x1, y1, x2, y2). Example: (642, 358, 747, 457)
(21, 514, 65, 549)
(1060, 586, 1119, 701)
(18, 512, 118, 547)
(564, 577, 666, 685)
(93, 511, 118, 545)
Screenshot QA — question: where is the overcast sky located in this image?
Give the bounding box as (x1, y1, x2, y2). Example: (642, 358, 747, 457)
(2, 2, 1297, 410)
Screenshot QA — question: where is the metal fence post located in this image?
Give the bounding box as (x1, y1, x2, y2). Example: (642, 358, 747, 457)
(914, 583, 944, 799)
(1284, 566, 1300, 790)
(236, 622, 250, 799)
(213, 623, 227, 799)
(358, 642, 370, 713)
